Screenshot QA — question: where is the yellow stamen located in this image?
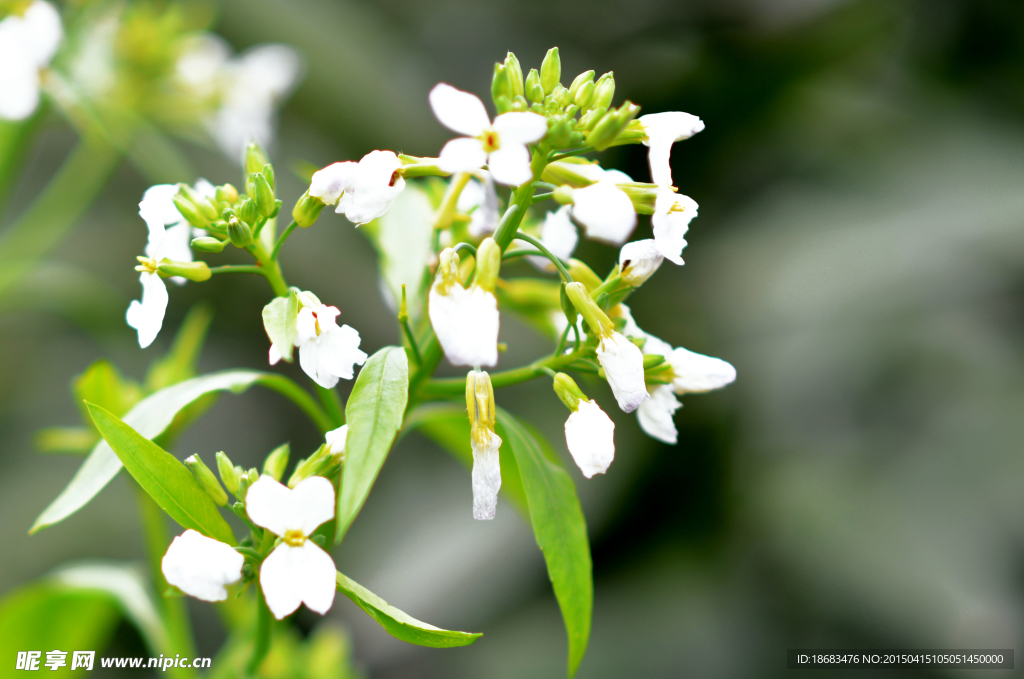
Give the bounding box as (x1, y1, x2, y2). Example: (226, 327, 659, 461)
(283, 529, 306, 547)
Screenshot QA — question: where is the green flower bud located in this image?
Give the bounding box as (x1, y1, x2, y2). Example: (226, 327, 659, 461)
(564, 281, 614, 337)
(525, 68, 544, 103)
(292, 190, 325, 228)
(552, 185, 575, 204)
(237, 196, 259, 226)
(547, 83, 570, 109)
(261, 163, 275, 192)
(552, 372, 587, 412)
(157, 259, 211, 282)
(191, 236, 226, 253)
(560, 282, 577, 328)
(172, 191, 210, 229)
(262, 443, 290, 482)
(216, 183, 239, 205)
(567, 258, 603, 291)
(494, 94, 513, 115)
(568, 70, 595, 100)
(574, 80, 595, 110)
(587, 101, 640, 151)
(540, 47, 561, 94)
(504, 52, 524, 99)
(245, 142, 269, 176)
(510, 95, 528, 112)
(492, 62, 512, 105)
(237, 472, 252, 502)
(227, 217, 254, 248)
(185, 454, 228, 506)
(251, 173, 276, 218)
(270, 199, 283, 219)
(643, 354, 666, 370)
(475, 238, 502, 292)
(593, 72, 615, 110)
(547, 116, 573, 148)
(578, 106, 607, 131)
(216, 451, 239, 496)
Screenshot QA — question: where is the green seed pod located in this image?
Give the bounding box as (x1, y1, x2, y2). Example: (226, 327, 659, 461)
(251, 173, 276, 218)
(245, 142, 269, 176)
(191, 236, 226, 253)
(237, 196, 259, 226)
(227, 216, 253, 248)
(540, 47, 561, 94)
(504, 52, 524, 99)
(216, 451, 240, 497)
(568, 70, 595, 100)
(215, 183, 239, 205)
(185, 454, 228, 506)
(525, 68, 544, 103)
(593, 72, 615, 110)
(574, 80, 595, 110)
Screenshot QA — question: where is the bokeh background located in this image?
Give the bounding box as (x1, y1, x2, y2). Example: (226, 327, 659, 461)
(3, 0, 1024, 676)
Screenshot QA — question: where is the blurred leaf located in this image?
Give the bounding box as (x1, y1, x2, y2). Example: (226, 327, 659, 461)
(336, 347, 408, 544)
(496, 408, 592, 678)
(335, 571, 481, 648)
(73, 359, 144, 426)
(87, 402, 236, 544)
(262, 292, 299, 364)
(34, 427, 98, 455)
(145, 303, 215, 392)
(405, 402, 529, 515)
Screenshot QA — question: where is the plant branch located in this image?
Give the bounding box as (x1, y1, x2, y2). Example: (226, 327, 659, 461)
(513, 231, 574, 283)
(270, 220, 298, 260)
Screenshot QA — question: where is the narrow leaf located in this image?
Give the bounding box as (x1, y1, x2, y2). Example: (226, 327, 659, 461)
(336, 347, 408, 543)
(335, 571, 480, 648)
(87, 403, 236, 544)
(496, 409, 592, 678)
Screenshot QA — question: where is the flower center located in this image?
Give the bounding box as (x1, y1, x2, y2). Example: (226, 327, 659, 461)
(311, 311, 321, 336)
(481, 129, 500, 154)
(135, 256, 159, 274)
(388, 170, 401, 187)
(283, 529, 306, 546)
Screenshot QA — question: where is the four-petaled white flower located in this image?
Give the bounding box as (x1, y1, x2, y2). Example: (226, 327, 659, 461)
(618, 239, 664, 287)
(126, 181, 212, 348)
(564, 399, 616, 478)
(652, 189, 698, 265)
(636, 385, 682, 444)
(0, 1, 62, 121)
(569, 180, 637, 246)
(428, 248, 500, 368)
(294, 302, 368, 389)
(246, 475, 337, 620)
(596, 331, 649, 413)
(309, 161, 355, 206)
(638, 111, 704, 188)
(161, 529, 244, 602)
(643, 334, 736, 395)
(337, 151, 406, 225)
(429, 83, 547, 186)
(457, 171, 500, 237)
(526, 205, 578, 272)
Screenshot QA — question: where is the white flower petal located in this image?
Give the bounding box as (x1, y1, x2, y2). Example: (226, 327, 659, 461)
(493, 111, 547, 144)
(639, 111, 704, 187)
(641, 333, 674, 358)
(652, 190, 697, 265)
(668, 347, 736, 394)
(572, 182, 637, 246)
(236, 44, 302, 98)
(0, 29, 39, 121)
(618, 239, 664, 286)
(611, 303, 644, 341)
(126, 272, 168, 349)
(291, 476, 336, 536)
(466, 172, 499, 237)
(139, 184, 183, 230)
(298, 319, 367, 389)
(428, 284, 500, 368)
(438, 137, 488, 174)
(564, 400, 615, 478)
(596, 332, 649, 413)
(245, 475, 293, 536)
(429, 83, 490, 137)
(294, 542, 337, 614)
(175, 34, 230, 91)
(337, 151, 406, 225)
(528, 205, 577, 271)
(260, 542, 336, 619)
(269, 344, 283, 366)
(299, 338, 340, 389)
(636, 385, 681, 444)
(161, 530, 243, 602)
(487, 143, 533, 186)
(310, 162, 355, 206)
(603, 169, 634, 184)
(471, 431, 502, 520)
(22, 1, 62, 67)
(325, 425, 348, 455)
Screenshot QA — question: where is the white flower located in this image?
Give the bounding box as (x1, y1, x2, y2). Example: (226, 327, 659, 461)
(325, 425, 348, 455)
(161, 530, 244, 602)
(564, 400, 615, 478)
(429, 83, 547, 186)
(309, 162, 355, 206)
(126, 272, 169, 350)
(596, 332, 649, 413)
(246, 475, 337, 620)
(336, 150, 406, 225)
(636, 385, 682, 444)
(457, 171, 499, 237)
(0, 1, 62, 121)
(428, 249, 500, 368)
(643, 334, 736, 394)
(610, 303, 644, 342)
(295, 303, 368, 389)
(639, 111, 704, 187)
(570, 181, 637, 246)
(652, 189, 698, 265)
(471, 428, 502, 520)
(619, 239, 664, 287)
(526, 205, 578, 272)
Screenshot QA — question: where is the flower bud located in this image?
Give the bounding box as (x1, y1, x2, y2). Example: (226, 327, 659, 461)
(588, 101, 640, 151)
(564, 281, 614, 337)
(191, 236, 226, 253)
(227, 217, 253, 248)
(494, 94, 513, 114)
(158, 259, 211, 282)
(618, 239, 663, 286)
(179, 184, 220, 222)
(185, 454, 228, 506)
(593, 72, 615, 110)
(475, 238, 502, 292)
(504, 52, 524, 99)
(546, 83, 569, 108)
(492, 63, 512, 107)
(525, 68, 544, 104)
(552, 185, 574, 205)
(643, 354, 667, 370)
(251, 173, 276, 218)
(540, 47, 561, 94)
(292, 190, 325, 228)
(237, 196, 259, 226)
(216, 183, 239, 205)
(261, 163, 276, 192)
(216, 452, 239, 497)
(510, 95, 528, 112)
(172, 191, 210, 229)
(560, 282, 577, 329)
(578, 106, 607, 132)
(553, 372, 587, 412)
(574, 80, 595, 110)
(567, 258, 603, 291)
(547, 116, 572, 148)
(245, 142, 269, 176)
(262, 443, 290, 482)
(568, 70, 595, 100)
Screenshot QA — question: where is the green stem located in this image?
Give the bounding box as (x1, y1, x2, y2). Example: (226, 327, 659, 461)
(400, 317, 423, 366)
(209, 265, 267, 277)
(434, 172, 472, 230)
(270, 220, 298, 260)
(513, 231, 573, 283)
(258, 374, 334, 433)
(554, 322, 572, 356)
(316, 384, 345, 428)
(233, 545, 263, 562)
(247, 596, 272, 675)
(494, 150, 549, 251)
(406, 330, 444, 413)
(502, 248, 545, 261)
(549, 146, 594, 162)
(453, 242, 477, 257)
(247, 239, 289, 297)
(0, 137, 121, 302)
(531, 192, 554, 204)
(420, 350, 580, 398)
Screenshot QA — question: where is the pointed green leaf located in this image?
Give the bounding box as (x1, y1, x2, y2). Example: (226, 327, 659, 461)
(261, 291, 298, 363)
(496, 409, 592, 678)
(145, 303, 215, 391)
(336, 347, 408, 543)
(335, 571, 480, 648)
(86, 403, 236, 544)
(73, 358, 144, 425)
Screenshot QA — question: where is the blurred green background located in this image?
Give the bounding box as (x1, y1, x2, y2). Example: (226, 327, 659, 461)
(3, 0, 1024, 676)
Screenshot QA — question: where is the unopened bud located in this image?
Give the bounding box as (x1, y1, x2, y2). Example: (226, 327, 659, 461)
(251, 173, 275, 218)
(492, 63, 512, 107)
(504, 52, 524, 99)
(292, 190, 325, 228)
(567, 259, 603, 291)
(553, 373, 587, 412)
(245, 142, 269, 176)
(568, 70, 595, 100)
(494, 93, 513, 115)
(475, 238, 501, 292)
(216, 184, 239, 205)
(578, 105, 607, 132)
(588, 101, 640, 151)
(261, 163, 276, 191)
(552, 185, 574, 205)
(172, 192, 210, 229)
(574, 80, 595, 110)
(191, 236, 226, 253)
(548, 116, 572, 148)
(216, 451, 239, 496)
(593, 72, 615, 110)
(525, 68, 544, 104)
(643, 354, 666, 370)
(466, 370, 496, 447)
(185, 454, 228, 506)
(510, 95, 527, 112)
(564, 282, 614, 337)
(540, 47, 561, 94)
(158, 259, 211, 282)
(560, 282, 577, 328)
(262, 443, 290, 482)
(227, 217, 253, 248)
(237, 197, 259, 226)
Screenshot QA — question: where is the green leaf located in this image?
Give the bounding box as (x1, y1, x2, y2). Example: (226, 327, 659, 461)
(405, 403, 529, 515)
(31, 370, 328, 534)
(496, 409, 592, 678)
(336, 347, 409, 543)
(335, 571, 481, 648)
(86, 403, 236, 544)
(145, 302, 215, 391)
(73, 358, 143, 426)
(261, 291, 298, 363)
